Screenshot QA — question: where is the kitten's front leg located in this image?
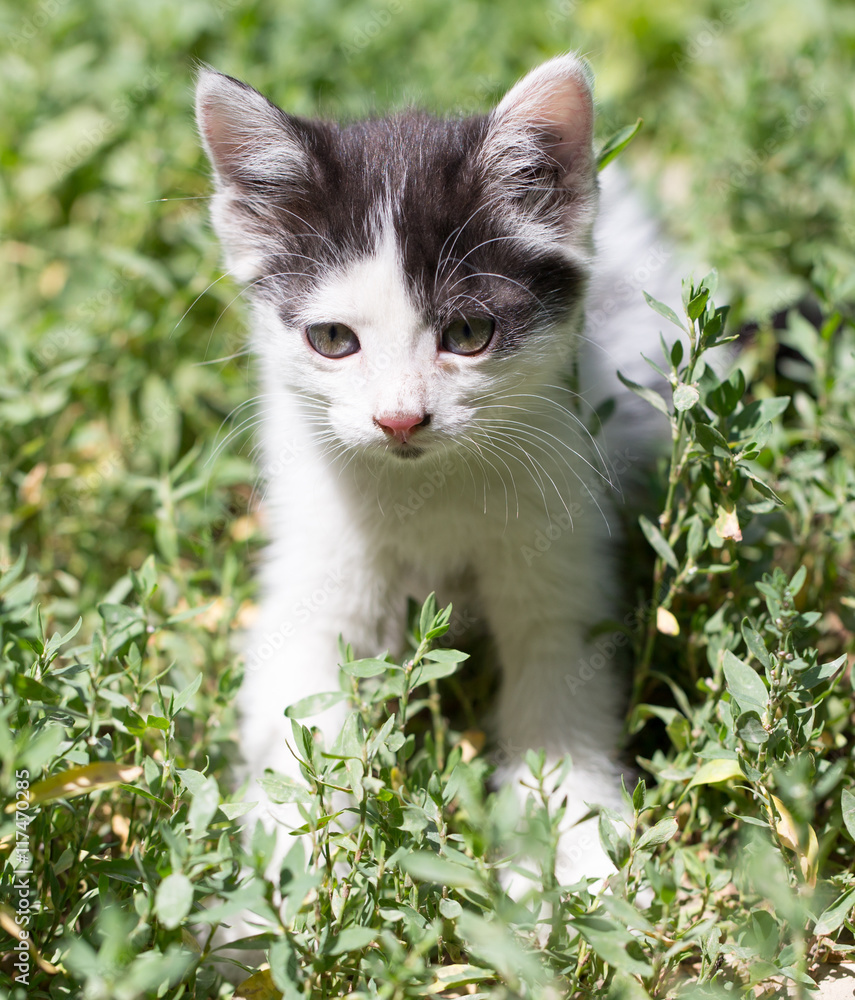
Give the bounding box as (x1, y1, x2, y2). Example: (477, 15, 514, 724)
(480, 540, 628, 887)
(238, 549, 393, 846)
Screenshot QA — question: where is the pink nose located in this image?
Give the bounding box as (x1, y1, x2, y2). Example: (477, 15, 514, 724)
(374, 412, 430, 443)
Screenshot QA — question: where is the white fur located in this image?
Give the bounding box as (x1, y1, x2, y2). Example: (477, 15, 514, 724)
(199, 58, 681, 907)
(239, 208, 666, 892)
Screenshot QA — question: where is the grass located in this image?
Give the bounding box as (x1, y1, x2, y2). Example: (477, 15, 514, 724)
(1, 0, 854, 997)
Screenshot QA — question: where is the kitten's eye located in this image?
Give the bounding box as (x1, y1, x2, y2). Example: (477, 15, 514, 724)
(306, 322, 360, 358)
(440, 316, 495, 356)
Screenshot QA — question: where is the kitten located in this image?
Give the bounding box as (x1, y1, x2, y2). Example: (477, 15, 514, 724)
(195, 54, 673, 890)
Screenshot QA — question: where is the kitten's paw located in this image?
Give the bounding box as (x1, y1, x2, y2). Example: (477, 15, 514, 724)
(496, 758, 624, 896)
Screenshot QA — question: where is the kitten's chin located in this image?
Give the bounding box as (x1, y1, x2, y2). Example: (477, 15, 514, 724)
(383, 443, 428, 462)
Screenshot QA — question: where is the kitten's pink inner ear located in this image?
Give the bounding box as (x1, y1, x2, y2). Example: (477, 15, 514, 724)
(493, 57, 594, 176)
(197, 93, 243, 176)
(195, 69, 302, 183)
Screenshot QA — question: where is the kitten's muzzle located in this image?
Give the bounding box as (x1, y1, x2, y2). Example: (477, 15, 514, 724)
(373, 412, 431, 445)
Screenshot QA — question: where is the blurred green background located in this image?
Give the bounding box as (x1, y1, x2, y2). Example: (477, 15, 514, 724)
(1, 0, 853, 626)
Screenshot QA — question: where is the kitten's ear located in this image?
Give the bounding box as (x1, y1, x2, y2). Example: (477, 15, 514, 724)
(195, 68, 310, 281)
(481, 54, 597, 236)
(195, 67, 308, 187)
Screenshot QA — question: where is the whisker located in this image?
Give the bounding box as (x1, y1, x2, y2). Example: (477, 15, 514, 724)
(477, 408, 614, 489)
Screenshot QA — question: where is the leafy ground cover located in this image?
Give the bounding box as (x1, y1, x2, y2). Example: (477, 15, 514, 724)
(1, 1, 854, 997)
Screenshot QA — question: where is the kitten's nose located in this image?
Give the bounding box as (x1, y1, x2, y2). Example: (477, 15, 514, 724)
(374, 412, 431, 444)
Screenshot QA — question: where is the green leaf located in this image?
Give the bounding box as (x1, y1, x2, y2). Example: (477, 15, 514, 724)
(701, 269, 719, 298)
(616, 371, 671, 417)
(800, 653, 846, 689)
(638, 515, 679, 570)
(290, 719, 315, 765)
(740, 466, 784, 505)
(118, 784, 170, 809)
(43, 616, 83, 659)
(701, 307, 729, 346)
(176, 768, 208, 794)
(401, 852, 481, 889)
(154, 873, 193, 930)
(687, 758, 743, 790)
(285, 691, 347, 719)
(599, 809, 631, 869)
(423, 648, 469, 663)
(708, 369, 746, 417)
(643, 291, 686, 331)
(188, 775, 220, 837)
(232, 969, 282, 1000)
(385, 732, 406, 753)
(814, 886, 855, 936)
(686, 515, 706, 561)
(636, 816, 678, 851)
(736, 711, 769, 744)
(841, 789, 855, 841)
(573, 916, 653, 977)
(790, 564, 808, 597)
(340, 657, 394, 678)
(457, 911, 548, 987)
(330, 710, 363, 760)
(600, 896, 654, 933)
(257, 772, 313, 805)
(597, 117, 643, 170)
(418, 592, 438, 642)
(326, 926, 377, 955)
(365, 715, 397, 760)
(219, 801, 257, 820)
(730, 396, 791, 435)
(673, 382, 699, 411)
(12, 674, 59, 703)
(694, 422, 731, 456)
(608, 972, 653, 1000)
(172, 673, 203, 714)
(641, 351, 670, 381)
(722, 649, 768, 713)
(687, 289, 710, 321)
(411, 660, 462, 684)
(439, 898, 463, 919)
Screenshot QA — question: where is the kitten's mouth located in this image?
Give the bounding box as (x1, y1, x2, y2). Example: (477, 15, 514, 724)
(388, 443, 426, 461)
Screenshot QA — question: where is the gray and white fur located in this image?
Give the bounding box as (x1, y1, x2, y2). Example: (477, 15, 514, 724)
(195, 54, 676, 894)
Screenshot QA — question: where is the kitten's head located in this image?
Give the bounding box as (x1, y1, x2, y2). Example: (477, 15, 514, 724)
(196, 56, 598, 464)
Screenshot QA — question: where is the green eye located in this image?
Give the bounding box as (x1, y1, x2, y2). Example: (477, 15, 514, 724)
(306, 322, 360, 358)
(440, 316, 495, 356)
